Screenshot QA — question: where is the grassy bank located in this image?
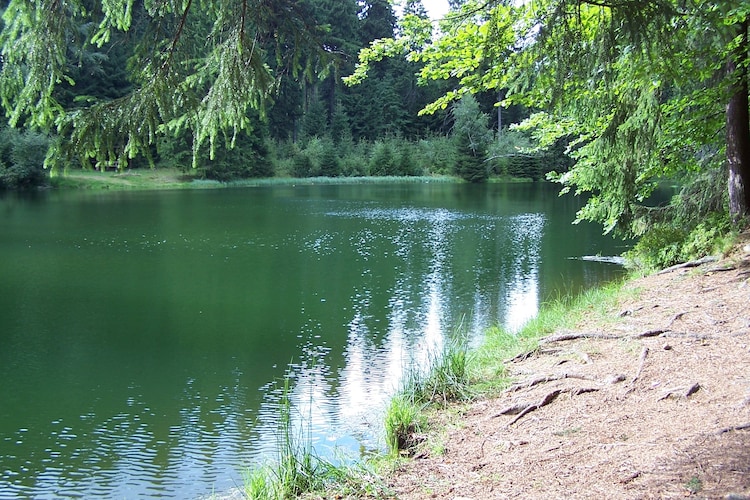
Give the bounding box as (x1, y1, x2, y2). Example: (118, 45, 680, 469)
(379, 279, 629, 460)
(49, 168, 461, 192)
(236, 278, 630, 499)
(467, 280, 629, 396)
(49, 168, 206, 191)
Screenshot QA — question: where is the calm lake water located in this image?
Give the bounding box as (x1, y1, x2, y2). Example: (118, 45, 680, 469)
(0, 182, 627, 498)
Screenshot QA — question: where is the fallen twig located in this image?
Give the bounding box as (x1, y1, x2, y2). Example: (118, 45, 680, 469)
(716, 422, 750, 435)
(631, 347, 649, 383)
(657, 256, 718, 274)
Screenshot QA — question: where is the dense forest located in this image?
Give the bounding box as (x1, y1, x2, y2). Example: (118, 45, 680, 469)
(1, 0, 749, 267)
(0, 0, 561, 187)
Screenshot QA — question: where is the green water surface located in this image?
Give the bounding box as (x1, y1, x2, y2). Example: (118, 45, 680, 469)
(0, 182, 626, 498)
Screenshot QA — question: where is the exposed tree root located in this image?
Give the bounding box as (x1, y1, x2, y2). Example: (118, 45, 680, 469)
(632, 329, 669, 338)
(507, 347, 562, 363)
(540, 332, 621, 344)
(496, 387, 600, 425)
(540, 329, 675, 343)
(506, 389, 563, 425)
(660, 331, 711, 340)
(494, 401, 534, 417)
(658, 382, 701, 401)
(656, 256, 718, 274)
(506, 373, 591, 392)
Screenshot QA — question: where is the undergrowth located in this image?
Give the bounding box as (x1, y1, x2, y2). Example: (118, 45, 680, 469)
(624, 212, 735, 272)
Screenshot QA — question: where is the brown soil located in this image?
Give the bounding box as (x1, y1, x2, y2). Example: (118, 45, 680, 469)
(386, 236, 750, 499)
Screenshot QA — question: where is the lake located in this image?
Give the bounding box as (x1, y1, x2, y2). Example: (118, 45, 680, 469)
(0, 181, 627, 498)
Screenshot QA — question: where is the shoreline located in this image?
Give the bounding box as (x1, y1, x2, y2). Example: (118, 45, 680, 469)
(383, 236, 750, 499)
(46, 168, 469, 192)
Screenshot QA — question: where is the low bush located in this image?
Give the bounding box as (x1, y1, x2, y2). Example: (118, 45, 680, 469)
(0, 128, 50, 189)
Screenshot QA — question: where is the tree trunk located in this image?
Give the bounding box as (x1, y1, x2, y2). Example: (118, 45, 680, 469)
(726, 21, 750, 224)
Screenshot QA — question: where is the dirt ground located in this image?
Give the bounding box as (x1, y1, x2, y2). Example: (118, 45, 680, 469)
(386, 235, 750, 499)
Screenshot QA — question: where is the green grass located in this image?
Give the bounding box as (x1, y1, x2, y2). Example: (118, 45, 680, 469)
(49, 168, 206, 191)
(243, 377, 388, 499)
(468, 279, 627, 396)
(383, 395, 426, 458)
(383, 336, 472, 457)
(49, 169, 461, 192)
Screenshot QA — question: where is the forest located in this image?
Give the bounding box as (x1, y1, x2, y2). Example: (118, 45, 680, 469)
(1, 0, 749, 267)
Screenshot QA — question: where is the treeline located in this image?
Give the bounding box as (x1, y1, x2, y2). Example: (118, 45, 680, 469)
(0, 0, 568, 189)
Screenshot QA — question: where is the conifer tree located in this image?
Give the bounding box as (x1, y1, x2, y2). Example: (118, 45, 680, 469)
(0, 0, 327, 170)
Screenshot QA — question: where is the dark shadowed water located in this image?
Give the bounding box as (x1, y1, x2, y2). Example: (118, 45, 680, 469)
(0, 182, 627, 498)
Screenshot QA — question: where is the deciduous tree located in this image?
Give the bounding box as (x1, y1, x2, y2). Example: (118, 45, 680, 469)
(347, 0, 750, 233)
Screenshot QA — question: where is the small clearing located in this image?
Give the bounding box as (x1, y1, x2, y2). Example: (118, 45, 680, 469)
(387, 236, 750, 499)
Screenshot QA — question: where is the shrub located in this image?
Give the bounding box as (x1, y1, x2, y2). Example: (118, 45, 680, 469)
(625, 224, 686, 270)
(418, 135, 457, 175)
(0, 128, 50, 189)
(681, 212, 733, 259)
(625, 212, 732, 271)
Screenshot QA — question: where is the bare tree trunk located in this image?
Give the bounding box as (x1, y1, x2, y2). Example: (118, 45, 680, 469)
(497, 89, 503, 139)
(726, 21, 750, 224)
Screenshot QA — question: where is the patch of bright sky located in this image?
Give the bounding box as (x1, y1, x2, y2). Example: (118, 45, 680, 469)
(421, 0, 450, 20)
(393, 0, 450, 21)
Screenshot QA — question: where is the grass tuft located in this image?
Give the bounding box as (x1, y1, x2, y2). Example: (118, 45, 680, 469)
(383, 336, 471, 457)
(243, 375, 388, 499)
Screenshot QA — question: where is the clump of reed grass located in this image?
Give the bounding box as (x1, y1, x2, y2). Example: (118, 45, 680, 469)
(384, 336, 471, 457)
(383, 395, 425, 456)
(244, 376, 386, 499)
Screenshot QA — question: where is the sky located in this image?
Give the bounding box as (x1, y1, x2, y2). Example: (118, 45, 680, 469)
(421, 0, 451, 20)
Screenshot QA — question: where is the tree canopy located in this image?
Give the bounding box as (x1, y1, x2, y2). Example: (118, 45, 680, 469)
(2, 0, 748, 251)
(0, 0, 328, 169)
(0, 0, 453, 172)
(347, 0, 750, 235)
